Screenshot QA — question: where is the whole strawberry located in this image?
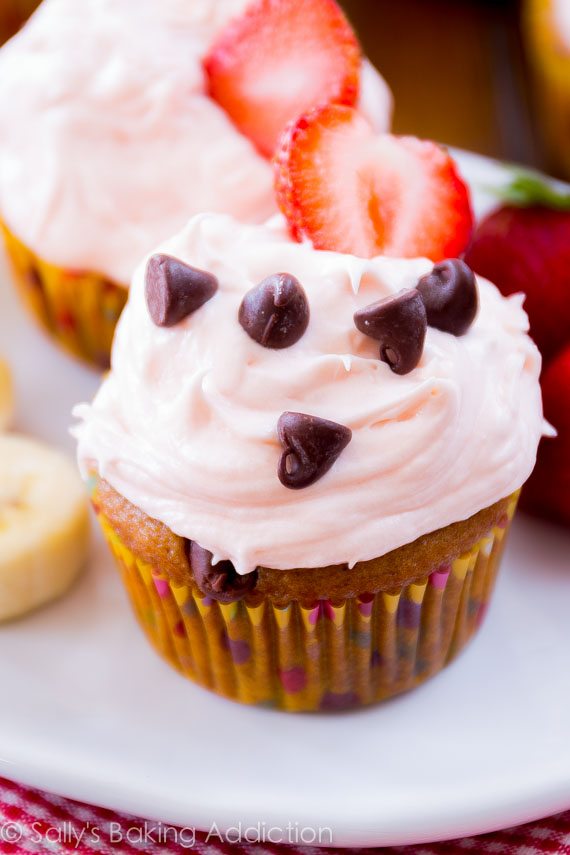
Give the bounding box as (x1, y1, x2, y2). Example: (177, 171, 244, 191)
(466, 175, 570, 362)
(467, 173, 570, 527)
(522, 345, 570, 526)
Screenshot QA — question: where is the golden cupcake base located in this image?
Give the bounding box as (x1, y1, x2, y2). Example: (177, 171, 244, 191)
(96, 491, 518, 712)
(2, 224, 126, 370)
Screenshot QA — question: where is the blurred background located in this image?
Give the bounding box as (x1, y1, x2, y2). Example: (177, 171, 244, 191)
(341, 0, 570, 178)
(1, 0, 570, 178)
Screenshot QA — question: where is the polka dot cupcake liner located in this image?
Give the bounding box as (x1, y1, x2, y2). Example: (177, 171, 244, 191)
(2, 223, 127, 369)
(97, 495, 518, 712)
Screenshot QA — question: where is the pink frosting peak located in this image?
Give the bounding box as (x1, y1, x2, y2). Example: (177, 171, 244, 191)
(75, 214, 545, 574)
(0, 0, 392, 285)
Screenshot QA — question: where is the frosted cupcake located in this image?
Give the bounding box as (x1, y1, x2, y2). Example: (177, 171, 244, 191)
(75, 119, 544, 711)
(0, 0, 391, 368)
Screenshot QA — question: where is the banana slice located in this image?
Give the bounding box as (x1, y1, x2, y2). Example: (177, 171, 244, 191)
(0, 360, 14, 431)
(0, 434, 89, 622)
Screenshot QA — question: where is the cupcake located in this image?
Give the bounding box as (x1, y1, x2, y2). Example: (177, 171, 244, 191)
(75, 115, 544, 710)
(0, 0, 391, 368)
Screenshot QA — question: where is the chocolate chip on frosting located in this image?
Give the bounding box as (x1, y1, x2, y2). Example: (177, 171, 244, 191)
(417, 259, 478, 336)
(145, 253, 218, 327)
(239, 273, 309, 349)
(277, 412, 352, 490)
(186, 541, 258, 603)
(354, 289, 427, 375)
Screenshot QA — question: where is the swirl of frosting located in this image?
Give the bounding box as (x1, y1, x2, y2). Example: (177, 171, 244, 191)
(0, 0, 391, 285)
(75, 213, 545, 574)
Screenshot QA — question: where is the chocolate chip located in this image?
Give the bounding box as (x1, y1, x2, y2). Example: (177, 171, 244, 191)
(239, 273, 309, 349)
(145, 254, 218, 327)
(354, 289, 427, 375)
(277, 412, 352, 490)
(186, 541, 258, 603)
(416, 259, 478, 336)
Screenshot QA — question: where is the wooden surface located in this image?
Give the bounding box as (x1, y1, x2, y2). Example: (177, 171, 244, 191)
(342, 0, 545, 168)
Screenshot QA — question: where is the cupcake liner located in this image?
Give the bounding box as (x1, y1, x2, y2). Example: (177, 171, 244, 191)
(2, 223, 127, 369)
(97, 496, 518, 712)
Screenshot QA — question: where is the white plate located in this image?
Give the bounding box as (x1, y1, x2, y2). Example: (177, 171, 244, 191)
(0, 152, 569, 849)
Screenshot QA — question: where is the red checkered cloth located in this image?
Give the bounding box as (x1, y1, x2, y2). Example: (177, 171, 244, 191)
(0, 776, 568, 854)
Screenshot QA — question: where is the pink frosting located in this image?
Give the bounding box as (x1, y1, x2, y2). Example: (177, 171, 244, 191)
(75, 213, 545, 574)
(0, 0, 392, 285)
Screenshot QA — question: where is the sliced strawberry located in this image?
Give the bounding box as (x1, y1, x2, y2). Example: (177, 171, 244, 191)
(274, 104, 473, 260)
(204, 0, 361, 158)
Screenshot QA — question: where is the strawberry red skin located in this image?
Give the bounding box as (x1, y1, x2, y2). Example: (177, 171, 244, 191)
(204, 0, 361, 158)
(466, 206, 570, 361)
(275, 104, 473, 261)
(522, 345, 570, 526)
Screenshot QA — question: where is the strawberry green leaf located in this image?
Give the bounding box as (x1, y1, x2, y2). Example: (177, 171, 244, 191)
(493, 170, 570, 211)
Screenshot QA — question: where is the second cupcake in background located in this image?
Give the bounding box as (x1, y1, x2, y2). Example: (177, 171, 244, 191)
(0, 0, 391, 368)
(75, 113, 545, 711)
